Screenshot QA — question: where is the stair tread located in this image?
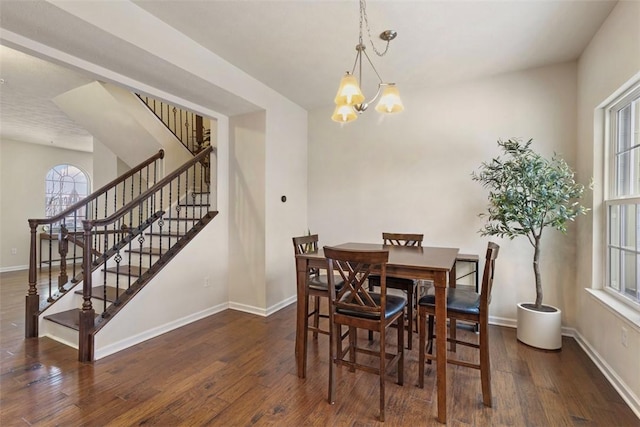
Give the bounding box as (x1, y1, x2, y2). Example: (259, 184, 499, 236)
(164, 217, 201, 221)
(146, 231, 184, 237)
(126, 247, 165, 255)
(103, 265, 148, 276)
(43, 308, 81, 330)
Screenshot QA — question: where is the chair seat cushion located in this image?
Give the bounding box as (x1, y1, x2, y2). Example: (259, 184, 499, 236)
(368, 274, 415, 290)
(308, 275, 344, 292)
(337, 292, 407, 319)
(418, 288, 480, 315)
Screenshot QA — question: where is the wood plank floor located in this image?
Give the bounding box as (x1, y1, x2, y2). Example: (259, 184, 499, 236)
(1, 269, 638, 426)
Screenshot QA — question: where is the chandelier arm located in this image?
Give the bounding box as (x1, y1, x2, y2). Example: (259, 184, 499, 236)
(361, 48, 384, 84)
(365, 85, 383, 106)
(350, 49, 361, 76)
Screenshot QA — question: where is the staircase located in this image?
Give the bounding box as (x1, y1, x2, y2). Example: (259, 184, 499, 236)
(25, 99, 218, 362)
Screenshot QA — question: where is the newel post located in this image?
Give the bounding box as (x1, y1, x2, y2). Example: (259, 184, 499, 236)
(25, 220, 39, 338)
(78, 220, 95, 362)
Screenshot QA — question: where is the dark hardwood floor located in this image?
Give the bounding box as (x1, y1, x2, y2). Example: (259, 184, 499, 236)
(1, 269, 638, 426)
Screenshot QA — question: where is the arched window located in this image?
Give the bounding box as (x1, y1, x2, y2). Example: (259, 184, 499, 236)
(45, 164, 90, 229)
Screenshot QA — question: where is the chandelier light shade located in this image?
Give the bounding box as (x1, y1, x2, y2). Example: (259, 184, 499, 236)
(334, 72, 365, 106)
(375, 84, 404, 114)
(331, 0, 403, 123)
(331, 103, 358, 123)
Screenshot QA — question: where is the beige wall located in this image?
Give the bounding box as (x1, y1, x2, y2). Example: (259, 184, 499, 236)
(576, 0, 640, 414)
(0, 139, 93, 271)
(309, 61, 579, 326)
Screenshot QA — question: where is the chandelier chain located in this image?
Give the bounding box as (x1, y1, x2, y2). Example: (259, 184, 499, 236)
(359, 0, 390, 57)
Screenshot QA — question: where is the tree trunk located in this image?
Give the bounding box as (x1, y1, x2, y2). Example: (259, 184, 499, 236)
(533, 236, 542, 309)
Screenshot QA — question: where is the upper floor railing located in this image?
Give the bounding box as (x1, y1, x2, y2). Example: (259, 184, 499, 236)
(136, 94, 210, 155)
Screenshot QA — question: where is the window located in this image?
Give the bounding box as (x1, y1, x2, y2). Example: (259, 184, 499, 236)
(45, 164, 90, 230)
(606, 83, 640, 305)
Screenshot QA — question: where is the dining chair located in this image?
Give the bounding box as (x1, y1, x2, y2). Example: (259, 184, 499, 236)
(368, 232, 423, 349)
(324, 246, 406, 422)
(417, 241, 500, 407)
(292, 234, 343, 339)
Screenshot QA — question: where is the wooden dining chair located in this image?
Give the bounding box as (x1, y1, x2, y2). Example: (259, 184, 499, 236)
(292, 234, 343, 339)
(324, 246, 406, 422)
(368, 232, 423, 349)
(417, 241, 500, 407)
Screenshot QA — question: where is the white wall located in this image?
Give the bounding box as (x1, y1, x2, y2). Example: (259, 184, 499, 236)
(0, 139, 93, 270)
(265, 105, 309, 311)
(228, 111, 267, 311)
(92, 138, 118, 189)
(576, 0, 640, 414)
(309, 61, 580, 326)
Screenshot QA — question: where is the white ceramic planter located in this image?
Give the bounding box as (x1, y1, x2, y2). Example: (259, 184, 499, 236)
(516, 302, 562, 350)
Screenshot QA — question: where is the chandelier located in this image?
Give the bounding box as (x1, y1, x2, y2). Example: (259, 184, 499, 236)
(331, 0, 404, 123)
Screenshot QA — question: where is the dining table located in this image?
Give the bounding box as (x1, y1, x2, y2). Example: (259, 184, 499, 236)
(294, 242, 459, 424)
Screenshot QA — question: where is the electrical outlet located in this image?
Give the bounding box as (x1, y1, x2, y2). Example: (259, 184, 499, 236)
(204, 276, 210, 288)
(10, 248, 17, 255)
(621, 327, 628, 348)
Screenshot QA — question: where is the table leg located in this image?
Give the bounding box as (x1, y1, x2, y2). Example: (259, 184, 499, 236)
(295, 257, 310, 378)
(434, 270, 447, 424)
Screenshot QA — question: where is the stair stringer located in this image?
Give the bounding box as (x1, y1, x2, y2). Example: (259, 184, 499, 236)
(92, 214, 227, 360)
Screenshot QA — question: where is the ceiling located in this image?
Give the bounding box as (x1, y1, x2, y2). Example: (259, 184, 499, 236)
(0, 0, 618, 152)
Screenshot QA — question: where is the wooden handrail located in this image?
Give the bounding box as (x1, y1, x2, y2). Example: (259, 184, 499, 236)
(86, 146, 212, 229)
(29, 149, 164, 227)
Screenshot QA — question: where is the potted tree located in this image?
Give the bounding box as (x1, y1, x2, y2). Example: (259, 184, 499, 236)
(472, 138, 588, 350)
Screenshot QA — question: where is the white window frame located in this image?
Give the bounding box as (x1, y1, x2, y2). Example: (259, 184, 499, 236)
(44, 164, 91, 231)
(604, 82, 640, 308)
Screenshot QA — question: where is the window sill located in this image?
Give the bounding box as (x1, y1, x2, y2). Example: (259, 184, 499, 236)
(585, 288, 640, 331)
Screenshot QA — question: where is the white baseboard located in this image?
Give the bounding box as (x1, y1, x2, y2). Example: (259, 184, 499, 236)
(94, 302, 229, 360)
(573, 330, 640, 419)
(0, 265, 28, 273)
(228, 295, 297, 317)
(489, 315, 516, 329)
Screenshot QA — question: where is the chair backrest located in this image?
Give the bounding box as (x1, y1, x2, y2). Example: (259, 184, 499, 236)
(382, 232, 423, 247)
(293, 234, 321, 277)
(480, 242, 500, 311)
(292, 233, 319, 255)
(324, 246, 389, 318)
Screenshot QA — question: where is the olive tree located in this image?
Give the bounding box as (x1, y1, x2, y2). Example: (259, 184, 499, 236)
(472, 138, 589, 310)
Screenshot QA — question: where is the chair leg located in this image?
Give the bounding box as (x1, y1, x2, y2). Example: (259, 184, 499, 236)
(328, 319, 337, 405)
(418, 307, 426, 388)
(479, 319, 492, 407)
(397, 313, 404, 386)
(349, 326, 357, 372)
(450, 317, 457, 352)
(312, 296, 320, 339)
(406, 285, 413, 350)
(427, 314, 434, 364)
(379, 325, 386, 422)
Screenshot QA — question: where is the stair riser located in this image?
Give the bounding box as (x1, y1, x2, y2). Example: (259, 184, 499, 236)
(41, 321, 79, 348)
